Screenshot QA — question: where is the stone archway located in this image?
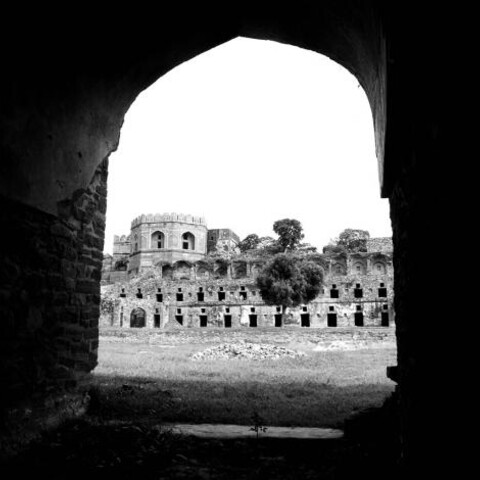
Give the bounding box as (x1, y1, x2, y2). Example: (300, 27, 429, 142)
(130, 308, 146, 328)
(0, 3, 458, 474)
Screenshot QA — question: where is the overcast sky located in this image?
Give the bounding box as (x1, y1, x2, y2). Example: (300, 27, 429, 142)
(104, 37, 391, 254)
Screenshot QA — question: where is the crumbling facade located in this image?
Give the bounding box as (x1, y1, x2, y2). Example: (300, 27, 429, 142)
(101, 231, 394, 329)
(101, 213, 240, 283)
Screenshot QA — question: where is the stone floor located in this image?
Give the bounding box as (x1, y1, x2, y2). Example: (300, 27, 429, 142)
(166, 423, 343, 439)
(0, 413, 399, 479)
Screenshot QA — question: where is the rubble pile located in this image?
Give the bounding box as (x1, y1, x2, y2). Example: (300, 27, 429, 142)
(192, 341, 306, 361)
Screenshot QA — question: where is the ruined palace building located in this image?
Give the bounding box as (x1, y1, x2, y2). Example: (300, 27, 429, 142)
(101, 213, 394, 329)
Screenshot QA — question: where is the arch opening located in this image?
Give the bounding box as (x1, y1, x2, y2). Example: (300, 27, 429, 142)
(96, 36, 394, 442)
(151, 231, 165, 249)
(130, 308, 146, 328)
(182, 232, 195, 250)
(0, 4, 449, 474)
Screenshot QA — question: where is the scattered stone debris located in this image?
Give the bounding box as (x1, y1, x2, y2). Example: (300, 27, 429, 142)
(313, 338, 396, 351)
(191, 342, 306, 361)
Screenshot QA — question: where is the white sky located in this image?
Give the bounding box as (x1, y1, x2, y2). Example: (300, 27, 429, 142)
(104, 37, 391, 254)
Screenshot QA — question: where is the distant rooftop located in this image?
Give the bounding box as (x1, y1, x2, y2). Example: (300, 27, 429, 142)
(131, 212, 207, 228)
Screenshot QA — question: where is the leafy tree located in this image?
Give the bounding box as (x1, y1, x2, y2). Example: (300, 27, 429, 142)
(258, 236, 283, 255)
(238, 235, 283, 257)
(237, 234, 261, 253)
(273, 218, 304, 252)
(257, 236, 276, 249)
(336, 228, 370, 253)
(256, 254, 323, 312)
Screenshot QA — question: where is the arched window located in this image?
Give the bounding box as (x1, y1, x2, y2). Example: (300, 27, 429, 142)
(182, 232, 195, 250)
(373, 262, 386, 274)
(353, 262, 366, 275)
(333, 264, 346, 275)
(151, 231, 165, 249)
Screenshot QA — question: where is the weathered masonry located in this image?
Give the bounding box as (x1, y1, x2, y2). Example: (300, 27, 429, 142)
(102, 213, 239, 282)
(0, 3, 462, 476)
(101, 241, 394, 329)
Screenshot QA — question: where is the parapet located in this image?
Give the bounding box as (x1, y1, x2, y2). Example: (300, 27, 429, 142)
(131, 213, 207, 228)
(114, 234, 131, 243)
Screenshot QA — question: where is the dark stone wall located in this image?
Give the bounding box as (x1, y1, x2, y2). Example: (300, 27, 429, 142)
(0, 160, 108, 420)
(0, 2, 465, 475)
(385, 4, 460, 475)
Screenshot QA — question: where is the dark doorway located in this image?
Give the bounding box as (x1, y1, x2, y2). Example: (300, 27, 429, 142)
(354, 312, 364, 326)
(327, 313, 337, 327)
(197, 292, 204, 302)
(301, 313, 310, 327)
(130, 308, 146, 328)
(381, 312, 390, 327)
(156, 293, 163, 302)
(154, 314, 161, 328)
(240, 291, 247, 300)
(175, 315, 183, 325)
(274, 314, 282, 327)
(224, 315, 232, 328)
(176, 293, 183, 301)
(249, 315, 257, 327)
(200, 315, 208, 327)
(218, 291, 226, 301)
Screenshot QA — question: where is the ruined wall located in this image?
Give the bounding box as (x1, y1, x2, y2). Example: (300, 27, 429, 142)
(0, 159, 108, 440)
(366, 237, 393, 253)
(207, 228, 240, 254)
(101, 251, 394, 330)
(113, 235, 131, 255)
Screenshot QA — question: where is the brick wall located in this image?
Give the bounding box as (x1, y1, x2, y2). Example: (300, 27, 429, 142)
(0, 159, 108, 421)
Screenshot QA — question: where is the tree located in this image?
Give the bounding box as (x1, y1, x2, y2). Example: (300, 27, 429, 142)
(237, 233, 261, 253)
(237, 235, 283, 256)
(258, 236, 283, 255)
(336, 228, 370, 253)
(256, 254, 323, 313)
(273, 218, 304, 252)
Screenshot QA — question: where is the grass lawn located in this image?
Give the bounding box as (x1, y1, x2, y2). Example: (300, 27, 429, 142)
(90, 328, 397, 428)
(3, 329, 400, 477)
